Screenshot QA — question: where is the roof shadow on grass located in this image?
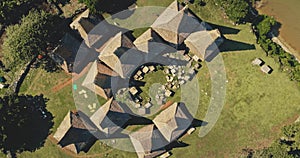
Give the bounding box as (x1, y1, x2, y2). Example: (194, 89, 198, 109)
(207, 22, 241, 35)
(219, 39, 256, 52)
(191, 119, 208, 127)
(165, 141, 189, 151)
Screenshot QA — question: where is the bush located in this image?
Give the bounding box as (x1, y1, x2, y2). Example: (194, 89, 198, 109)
(214, 0, 249, 23)
(2, 10, 53, 68)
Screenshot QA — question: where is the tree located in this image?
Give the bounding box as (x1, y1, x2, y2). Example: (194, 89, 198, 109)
(0, 94, 53, 154)
(78, 0, 102, 14)
(214, 0, 249, 23)
(252, 122, 300, 157)
(2, 9, 53, 68)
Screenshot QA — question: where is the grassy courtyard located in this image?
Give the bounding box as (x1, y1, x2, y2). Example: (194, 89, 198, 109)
(14, 0, 300, 158)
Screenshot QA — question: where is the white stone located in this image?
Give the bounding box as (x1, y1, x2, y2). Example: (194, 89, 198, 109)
(144, 102, 152, 108)
(192, 55, 200, 61)
(142, 66, 150, 74)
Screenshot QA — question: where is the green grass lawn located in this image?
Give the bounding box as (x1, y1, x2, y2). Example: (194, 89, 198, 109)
(13, 0, 300, 158)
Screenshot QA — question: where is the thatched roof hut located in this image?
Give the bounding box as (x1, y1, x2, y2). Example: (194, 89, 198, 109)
(82, 61, 114, 99)
(151, 1, 200, 46)
(49, 33, 81, 73)
(153, 102, 193, 142)
(90, 98, 131, 137)
(53, 111, 97, 154)
(70, 9, 96, 47)
(97, 32, 146, 78)
(185, 29, 224, 61)
(133, 28, 165, 52)
(129, 124, 167, 158)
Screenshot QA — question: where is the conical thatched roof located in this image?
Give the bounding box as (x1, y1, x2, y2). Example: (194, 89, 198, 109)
(82, 61, 113, 99)
(185, 29, 223, 61)
(129, 124, 167, 158)
(151, 1, 200, 45)
(70, 9, 96, 47)
(97, 32, 146, 78)
(90, 98, 131, 137)
(133, 28, 164, 52)
(53, 111, 97, 153)
(153, 102, 193, 142)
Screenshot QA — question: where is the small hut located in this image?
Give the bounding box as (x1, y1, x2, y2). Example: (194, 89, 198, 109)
(49, 33, 81, 73)
(53, 111, 97, 154)
(252, 58, 264, 66)
(261, 65, 272, 74)
(151, 1, 201, 46)
(153, 102, 193, 142)
(129, 124, 168, 158)
(185, 29, 224, 61)
(97, 32, 145, 78)
(90, 98, 131, 137)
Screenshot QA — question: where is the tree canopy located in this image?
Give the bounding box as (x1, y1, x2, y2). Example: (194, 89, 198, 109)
(0, 0, 32, 24)
(214, 0, 249, 23)
(0, 94, 53, 154)
(252, 122, 300, 157)
(2, 9, 53, 67)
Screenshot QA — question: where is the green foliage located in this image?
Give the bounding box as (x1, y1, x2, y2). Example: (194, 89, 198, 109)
(214, 0, 249, 23)
(253, 122, 300, 157)
(2, 10, 53, 68)
(0, 0, 31, 24)
(253, 15, 300, 86)
(0, 94, 53, 154)
(256, 15, 276, 36)
(78, 0, 101, 14)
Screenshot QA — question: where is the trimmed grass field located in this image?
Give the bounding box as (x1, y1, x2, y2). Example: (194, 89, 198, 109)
(14, 0, 300, 158)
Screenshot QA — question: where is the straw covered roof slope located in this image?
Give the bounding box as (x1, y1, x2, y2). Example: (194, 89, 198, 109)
(151, 1, 201, 46)
(97, 32, 146, 78)
(153, 102, 193, 142)
(129, 124, 168, 158)
(185, 29, 224, 61)
(133, 28, 165, 53)
(82, 61, 115, 99)
(70, 9, 96, 47)
(90, 98, 131, 137)
(50, 33, 81, 73)
(53, 111, 97, 153)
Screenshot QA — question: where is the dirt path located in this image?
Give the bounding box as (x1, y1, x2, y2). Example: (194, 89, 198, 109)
(52, 78, 73, 93)
(51, 62, 92, 93)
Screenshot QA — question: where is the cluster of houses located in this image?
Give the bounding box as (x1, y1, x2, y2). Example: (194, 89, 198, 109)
(52, 1, 225, 157)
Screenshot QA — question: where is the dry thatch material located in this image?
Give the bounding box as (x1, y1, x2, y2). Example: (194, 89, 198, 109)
(49, 33, 81, 73)
(53, 111, 97, 153)
(185, 29, 224, 61)
(133, 28, 165, 53)
(153, 102, 193, 142)
(129, 124, 167, 158)
(97, 32, 147, 78)
(69, 9, 96, 47)
(90, 98, 131, 137)
(151, 1, 200, 46)
(82, 61, 113, 99)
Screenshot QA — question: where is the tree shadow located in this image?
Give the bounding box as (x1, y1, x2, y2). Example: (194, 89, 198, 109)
(0, 95, 54, 154)
(97, 0, 137, 16)
(55, 0, 71, 6)
(219, 39, 256, 52)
